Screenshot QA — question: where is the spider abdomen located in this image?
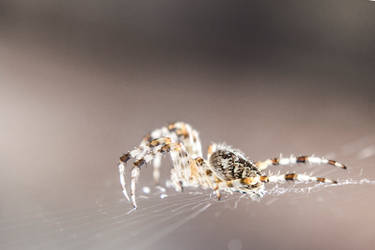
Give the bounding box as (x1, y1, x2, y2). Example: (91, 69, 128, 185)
(209, 150, 259, 181)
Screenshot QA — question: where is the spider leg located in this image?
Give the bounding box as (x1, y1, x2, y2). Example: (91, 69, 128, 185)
(170, 168, 183, 191)
(255, 155, 347, 171)
(213, 185, 221, 200)
(144, 127, 174, 185)
(207, 144, 215, 160)
(136, 132, 169, 185)
(119, 137, 170, 206)
(120, 137, 195, 208)
(221, 177, 260, 190)
(118, 162, 130, 201)
(136, 122, 203, 185)
(214, 178, 262, 199)
(130, 166, 140, 208)
(169, 146, 187, 190)
(167, 122, 203, 158)
(162, 122, 203, 185)
(220, 171, 337, 197)
(152, 153, 162, 185)
(259, 173, 338, 184)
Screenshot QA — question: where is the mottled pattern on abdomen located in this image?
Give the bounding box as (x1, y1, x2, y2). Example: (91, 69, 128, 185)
(209, 150, 259, 181)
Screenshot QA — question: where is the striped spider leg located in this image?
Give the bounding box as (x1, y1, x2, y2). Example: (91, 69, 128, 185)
(130, 122, 203, 185)
(255, 155, 347, 171)
(118, 124, 208, 208)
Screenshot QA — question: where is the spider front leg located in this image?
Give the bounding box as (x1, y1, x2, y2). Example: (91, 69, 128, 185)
(119, 137, 192, 208)
(118, 162, 130, 201)
(167, 122, 203, 158)
(118, 137, 171, 207)
(255, 155, 347, 171)
(136, 122, 203, 185)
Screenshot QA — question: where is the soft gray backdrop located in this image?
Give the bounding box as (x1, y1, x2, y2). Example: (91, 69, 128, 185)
(1, 1, 375, 250)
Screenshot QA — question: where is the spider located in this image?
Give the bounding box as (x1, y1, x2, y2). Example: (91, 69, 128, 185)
(118, 122, 347, 208)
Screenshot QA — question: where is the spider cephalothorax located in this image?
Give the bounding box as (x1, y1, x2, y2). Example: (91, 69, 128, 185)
(118, 122, 346, 208)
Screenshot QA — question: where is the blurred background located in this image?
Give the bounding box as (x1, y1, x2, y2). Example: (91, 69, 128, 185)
(1, 1, 375, 249)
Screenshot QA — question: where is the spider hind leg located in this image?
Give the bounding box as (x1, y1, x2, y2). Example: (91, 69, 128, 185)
(260, 173, 338, 184)
(255, 155, 347, 171)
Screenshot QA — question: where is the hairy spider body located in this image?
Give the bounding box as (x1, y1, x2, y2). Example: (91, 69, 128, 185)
(118, 122, 346, 208)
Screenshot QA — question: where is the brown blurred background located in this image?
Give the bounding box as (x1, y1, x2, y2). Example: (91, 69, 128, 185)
(1, 1, 375, 250)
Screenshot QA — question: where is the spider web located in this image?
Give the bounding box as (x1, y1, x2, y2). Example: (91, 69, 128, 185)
(1, 136, 375, 250)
